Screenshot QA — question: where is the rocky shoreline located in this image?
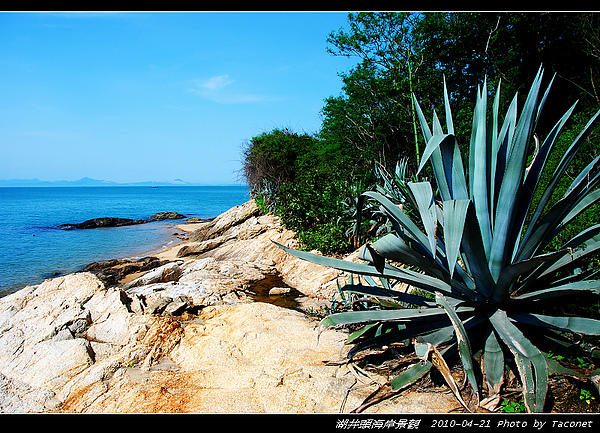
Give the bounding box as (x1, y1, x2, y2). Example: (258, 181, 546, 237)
(58, 211, 188, 230)
(0, 200, 458, 413)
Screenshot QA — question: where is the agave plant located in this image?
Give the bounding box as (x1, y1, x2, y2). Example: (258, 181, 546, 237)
(276, 67, 600, 413)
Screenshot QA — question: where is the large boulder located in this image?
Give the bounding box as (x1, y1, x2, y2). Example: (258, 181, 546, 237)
(121, 262, 183, 290)
(188, 200, 260, 242)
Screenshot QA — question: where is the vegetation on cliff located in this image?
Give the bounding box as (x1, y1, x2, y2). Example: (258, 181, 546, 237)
(241, 12, 600, 257)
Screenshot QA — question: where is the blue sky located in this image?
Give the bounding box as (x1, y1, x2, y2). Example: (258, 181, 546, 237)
(0, 12, 356, 185)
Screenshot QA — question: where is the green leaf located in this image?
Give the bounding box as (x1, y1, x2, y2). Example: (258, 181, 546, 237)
(518, 157, 600, 259)
(469, 80, 492, 257)
(442, 199, 469, 279)
(510, 312, 600, 335)
(275, 240, 451, 294)
(489, 309, 548, 413)
(368, 233, 449, 281)
(390, 361, 433, 391)
(319, 307, 451, 328)
(435, 292, 479, 403)
(511, 102, 577, 258)
(537, 227, 600, 278)
(459, 201, 496, 296)
(347, 323, 379, 344)
(361, 191, 431, 253)
(491, 249, 571, 302)
(512, 280, 600, 302)
(483, 330, 504, 395)
(341, 283, 438, 308)
(521, 107, 600, 254)
(489, 69, 545, 280)
(413, 93, 433, 144)
(408, 182, 438, 259)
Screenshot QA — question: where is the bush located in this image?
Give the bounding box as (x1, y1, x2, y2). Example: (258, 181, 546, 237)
(241, 128, 359, 255)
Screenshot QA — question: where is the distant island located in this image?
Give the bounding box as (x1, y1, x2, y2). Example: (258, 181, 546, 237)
(0, 177, 244, 187)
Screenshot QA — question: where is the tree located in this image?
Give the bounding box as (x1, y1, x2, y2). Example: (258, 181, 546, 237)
(323, 12, 425, 172)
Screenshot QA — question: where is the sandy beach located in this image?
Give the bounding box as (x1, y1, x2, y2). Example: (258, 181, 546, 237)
(152, 221, 206, 261)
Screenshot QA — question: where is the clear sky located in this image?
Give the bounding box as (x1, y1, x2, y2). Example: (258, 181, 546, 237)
(0, 11, 356, 185)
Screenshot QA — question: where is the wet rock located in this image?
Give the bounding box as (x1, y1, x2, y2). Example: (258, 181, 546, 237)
(268, 287, 291, 296)
(59, 212, 186, 230)
(149, 212, 186, 221)
(84, 257, 169, 287)
(58, 217, 143, 230)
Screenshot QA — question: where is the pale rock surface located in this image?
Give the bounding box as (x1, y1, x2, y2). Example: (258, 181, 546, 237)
(0, 199, 459, 413)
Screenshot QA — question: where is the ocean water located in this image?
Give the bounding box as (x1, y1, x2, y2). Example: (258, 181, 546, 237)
(0, 185, 250, 297)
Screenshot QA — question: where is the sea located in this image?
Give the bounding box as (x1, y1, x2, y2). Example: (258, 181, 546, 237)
(0, 185, 250, 297)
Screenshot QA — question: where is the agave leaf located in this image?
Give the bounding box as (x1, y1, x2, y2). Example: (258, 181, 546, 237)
(348, 320, 456, 360)
(510, 102, 578, 259)
(274, 241, 465, 298)
(442, 199, 469, 279)
(510, 312, 600, 335)
(415, 340, 472, 412)
(365, 244, 386, 274)
(365, 221, 473, 291)
(413, 93, 433, 143)
(272, 241, 452, 295)
(443, 76, 455, 135)
(483, 330, 504, 396)
(460, 201, 496, 296)
(347, 323, 379, 345)
(361, 240, 476, 300)
(469, 80, 493, 257)
(341, 283, 438, 308)
(537, 228, 600, 279)
(518, 158, 600, 259)
(513, 280, 600, 302)
(361, 191, 431, 254)
(417, 133, 449, 176)
(408, 182, 438, 259)
(489, 69, 545, 280)
(319, 307, 453, 328)
(390, 360, 433, 391)
(417, 134, 469, 202)
(490, 92, 518, 216)
(558, 189, 600, 234)
(489, 309, 548, 413)
(368, 233, 448, 281)
(435, 292, 479, 403)
(522, 108, 600, 252)
(491, 249, 571, 301)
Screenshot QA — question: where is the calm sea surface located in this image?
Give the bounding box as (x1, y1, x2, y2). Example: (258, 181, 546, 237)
(0, 185, 250, 297)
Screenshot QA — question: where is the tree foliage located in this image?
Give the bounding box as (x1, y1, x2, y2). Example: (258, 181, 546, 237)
(240, 12, 600, 257)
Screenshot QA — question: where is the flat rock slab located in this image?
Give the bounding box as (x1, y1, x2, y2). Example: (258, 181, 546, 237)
(59, 302, 459, 413)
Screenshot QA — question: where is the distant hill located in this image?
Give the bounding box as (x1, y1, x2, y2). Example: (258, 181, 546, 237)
(0, 177, 239, 187)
